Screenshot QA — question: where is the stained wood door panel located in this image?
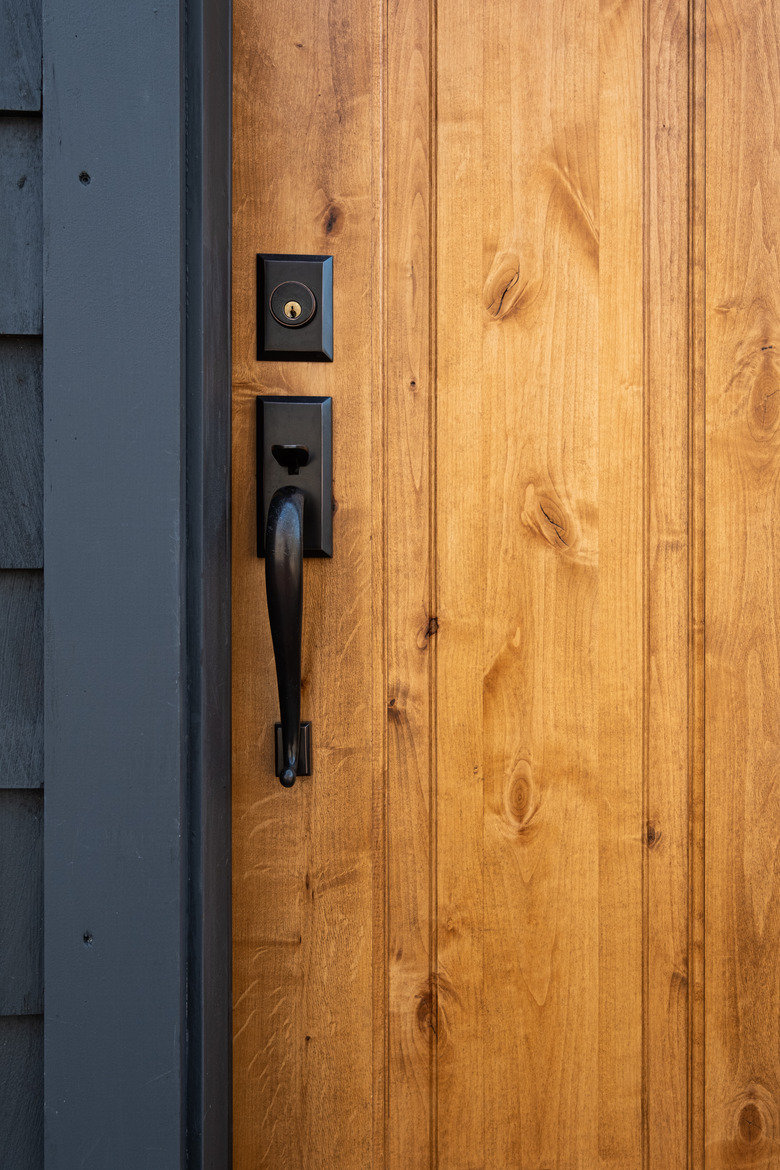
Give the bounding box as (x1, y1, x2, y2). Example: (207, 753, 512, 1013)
(231, 1, 381, 1164)
(645, 2, 702, 1165)
(385, 0, 435, 1162)
(706, 2, 780, 1166)
(232, 0, 780, 1166)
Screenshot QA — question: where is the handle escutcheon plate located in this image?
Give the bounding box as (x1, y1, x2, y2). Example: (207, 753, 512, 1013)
(257, 396, 332, 558)
(258, 396, 333, 785)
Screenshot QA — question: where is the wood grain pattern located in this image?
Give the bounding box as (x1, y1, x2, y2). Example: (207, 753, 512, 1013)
(644, 0, 701, 1166)
(0, 0, 41, 112)
(0, 1015, 42, 1170)
(0, 118, 41, 334)
(599, 0, 645, 1161)
(0, 789, 42, 1015)
(435, 0, 644, 1163)
(231, 0, 382, 1164)
(433, 0, 484, 1161)
(689, 3, 707, 1164)
(705, 2, 780, 1165)
(232, 0, 780, 1164)
(385, 0, 435, 1162)
(0, 572, 42, 789)
(0, 339, 42, 568)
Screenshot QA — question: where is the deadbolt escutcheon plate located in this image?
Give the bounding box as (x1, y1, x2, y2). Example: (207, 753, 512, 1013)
(257, 254, 333, 361)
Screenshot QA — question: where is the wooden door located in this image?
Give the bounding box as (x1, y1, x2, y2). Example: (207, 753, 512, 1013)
(232, 1, 780, 1166)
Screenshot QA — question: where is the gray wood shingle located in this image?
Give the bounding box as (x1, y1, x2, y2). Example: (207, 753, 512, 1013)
(0, 0, 41, 111)
(0, 1016, 43, 1169)
(0, 790, 42, 1015)
(0, 339, 42, 567)
(0, 117, 42, 334)
(0, 572, 42, 788)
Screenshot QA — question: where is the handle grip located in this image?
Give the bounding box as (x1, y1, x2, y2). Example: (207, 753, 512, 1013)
(265, 486, 304, 787)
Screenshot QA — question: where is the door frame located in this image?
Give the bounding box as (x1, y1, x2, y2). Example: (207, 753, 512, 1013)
(42, 0, 233, 1165)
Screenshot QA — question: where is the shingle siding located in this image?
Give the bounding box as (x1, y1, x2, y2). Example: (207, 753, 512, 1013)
(0, 2, 43, 1165)
(0, 789, 43, 1014)
(0, 118, 42, 334)
(0, 340, 43, 568)
(0, 572, 43, 788)
(0, 0, 42, 112)
(0, 1016, 43, 1170)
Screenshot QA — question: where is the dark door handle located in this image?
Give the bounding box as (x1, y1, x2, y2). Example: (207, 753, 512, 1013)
(258, 395, 331, 784)
(265, 486, 304, 787)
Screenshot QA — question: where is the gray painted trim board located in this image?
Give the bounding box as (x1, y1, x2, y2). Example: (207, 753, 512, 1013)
(43, 0, 187, 1164)
(42, 0, 231, 1165)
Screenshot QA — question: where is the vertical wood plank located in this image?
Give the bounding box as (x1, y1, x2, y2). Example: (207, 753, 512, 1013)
(231, 0, 382, 1164)
(433, 0, 654, 1161)
(434, 0, 484, 1163)
(477, 0, 602, 1162)
(705, 0, 780, 1164)
(688, 0, 707, 1163)
(644, 0, 697, 1165)
(599, 0, 645, 1161)
(385, 0, 435, 1162)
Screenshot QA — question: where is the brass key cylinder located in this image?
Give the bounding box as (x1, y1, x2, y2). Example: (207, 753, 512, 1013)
(269, 280, 316, 328)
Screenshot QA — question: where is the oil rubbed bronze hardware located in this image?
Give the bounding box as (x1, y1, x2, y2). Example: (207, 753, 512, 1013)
(271, 443, 309, 474)
(269, 280, 316, 328)
(258, 396, 333, 785)
(265, 487, 309, 786)
(257, 254, 333, 361)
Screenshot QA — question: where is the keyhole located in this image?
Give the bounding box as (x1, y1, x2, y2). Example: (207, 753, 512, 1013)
(284, 300, 302, 320)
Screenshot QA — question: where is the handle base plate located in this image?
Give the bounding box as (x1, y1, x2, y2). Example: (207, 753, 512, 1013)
(257, 396, 333, 557)
(274, 721, 312, 779)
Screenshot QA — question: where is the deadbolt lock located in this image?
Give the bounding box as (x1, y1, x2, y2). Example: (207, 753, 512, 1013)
(270, 280, 316, 328)
(257, 254, 333, 361)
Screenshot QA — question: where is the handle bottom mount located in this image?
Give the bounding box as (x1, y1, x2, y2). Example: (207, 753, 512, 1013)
(274, 722, 312, 784)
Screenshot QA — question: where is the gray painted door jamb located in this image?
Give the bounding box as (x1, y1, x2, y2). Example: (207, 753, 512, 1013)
(43, 1, 231, 1165)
